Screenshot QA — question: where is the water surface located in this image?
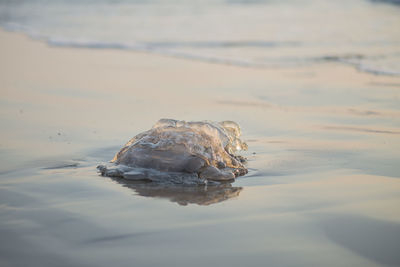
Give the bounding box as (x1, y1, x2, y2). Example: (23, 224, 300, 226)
(1, 0, 400, 75)
(0, 1, 400, 266)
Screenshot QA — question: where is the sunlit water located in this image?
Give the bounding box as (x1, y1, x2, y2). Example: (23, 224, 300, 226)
(0, 0, 400, 75)
(1, 1, 400, 267)
(1, 65, 400, 266)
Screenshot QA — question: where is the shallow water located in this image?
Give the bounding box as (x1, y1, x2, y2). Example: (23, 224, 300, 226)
(1, 144, 400, 267)
(1, 0, 400, 75)
(0, 3, 400, 266)
(1, 72, 400, 266)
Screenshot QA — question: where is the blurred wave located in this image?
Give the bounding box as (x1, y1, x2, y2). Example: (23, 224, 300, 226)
(1, 0, 399, 75)
(371, 0, 400, 5)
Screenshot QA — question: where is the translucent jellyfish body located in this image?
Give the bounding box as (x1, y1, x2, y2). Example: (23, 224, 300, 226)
(98, 119, 248, 185)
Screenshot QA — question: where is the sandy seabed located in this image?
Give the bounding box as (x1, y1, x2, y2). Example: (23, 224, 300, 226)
(1, 29, 400, 267)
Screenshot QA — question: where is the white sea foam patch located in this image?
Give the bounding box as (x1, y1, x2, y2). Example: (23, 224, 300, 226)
(46, 38, 271, 68)
(2, 0, 400, 77)
(3, 20, 400, 76)
(34, 37, 400, 76)
(98, 119, 248, 185)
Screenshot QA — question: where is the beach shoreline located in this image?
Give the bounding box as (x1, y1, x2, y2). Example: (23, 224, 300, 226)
(1, 28, 399, 162)
(1, 27, 400, 267)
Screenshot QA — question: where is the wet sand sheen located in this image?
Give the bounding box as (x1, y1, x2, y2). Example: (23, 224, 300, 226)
(1, 29, 400, 267)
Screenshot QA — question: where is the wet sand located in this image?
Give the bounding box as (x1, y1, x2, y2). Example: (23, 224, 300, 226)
(1, 29, 400, 267)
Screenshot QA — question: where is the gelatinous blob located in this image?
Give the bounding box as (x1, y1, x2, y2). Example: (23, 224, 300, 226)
(98, 119, 248, 184)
